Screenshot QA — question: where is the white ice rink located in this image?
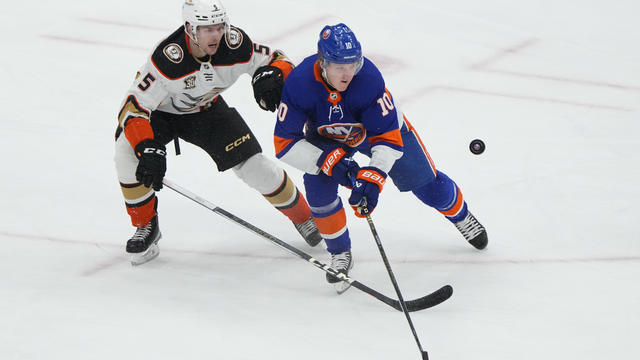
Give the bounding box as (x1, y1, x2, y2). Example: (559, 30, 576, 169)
(2, 1, 639, 359)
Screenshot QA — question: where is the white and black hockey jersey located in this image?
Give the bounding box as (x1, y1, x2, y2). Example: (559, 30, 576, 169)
(117, 25, 288, 131)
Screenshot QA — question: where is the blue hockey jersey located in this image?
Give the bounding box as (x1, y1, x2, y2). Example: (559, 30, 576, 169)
(274, 55, 404, 174)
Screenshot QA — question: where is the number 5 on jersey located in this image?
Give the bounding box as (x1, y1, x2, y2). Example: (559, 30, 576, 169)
(137, 73, 156, 92)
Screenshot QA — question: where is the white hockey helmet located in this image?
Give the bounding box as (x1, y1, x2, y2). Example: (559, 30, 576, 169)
(182, 0, 229, 40)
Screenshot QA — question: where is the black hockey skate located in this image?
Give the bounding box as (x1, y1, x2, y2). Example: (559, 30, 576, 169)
(454, 211, 488, 250)
(293, 216, 322, 247)
(126, 215, 162, 266)
(326, 250, 354, 294)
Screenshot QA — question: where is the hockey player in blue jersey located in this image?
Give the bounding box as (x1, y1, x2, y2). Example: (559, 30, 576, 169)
(273, 23, 488, 293)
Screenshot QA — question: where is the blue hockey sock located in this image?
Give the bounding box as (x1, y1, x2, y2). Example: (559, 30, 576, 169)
(412, 171, 468, 223)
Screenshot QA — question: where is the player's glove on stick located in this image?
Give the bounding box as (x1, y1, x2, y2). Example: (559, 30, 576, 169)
(134, 139, 167, 191)
(252, 65, 284, 112)
(349, 167, 387, 217)
(317, 147, 360, 187)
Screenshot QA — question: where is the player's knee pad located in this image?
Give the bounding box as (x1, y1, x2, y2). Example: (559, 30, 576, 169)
(232, 153, 283, 194)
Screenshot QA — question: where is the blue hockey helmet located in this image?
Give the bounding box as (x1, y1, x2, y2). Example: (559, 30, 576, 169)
(317, 23, 363, 71)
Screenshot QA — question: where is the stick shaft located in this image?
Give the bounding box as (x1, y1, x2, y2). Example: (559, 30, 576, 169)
(365, 212, 429, 359)
(162, 178, 442, 313)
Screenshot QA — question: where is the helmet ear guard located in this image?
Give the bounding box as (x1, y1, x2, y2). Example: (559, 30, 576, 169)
(317, 23, 363, 73)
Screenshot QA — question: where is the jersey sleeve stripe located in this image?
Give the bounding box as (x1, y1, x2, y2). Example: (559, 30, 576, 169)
(368, 128, 403, 149)
(124, 117, 154, 148)
(274, 135, 296, 157)
(271, 60, 293, 78)
(118, 95, 150, 127)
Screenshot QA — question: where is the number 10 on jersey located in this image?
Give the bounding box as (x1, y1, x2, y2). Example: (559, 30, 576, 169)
(376, 92, 395, 116)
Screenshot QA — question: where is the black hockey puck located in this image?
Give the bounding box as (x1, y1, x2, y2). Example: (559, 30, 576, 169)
(469, 139, 485, 155)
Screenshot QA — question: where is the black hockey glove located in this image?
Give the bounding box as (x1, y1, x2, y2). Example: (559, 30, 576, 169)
(252, 65, 284, 112)
(134, 139, 167, 191)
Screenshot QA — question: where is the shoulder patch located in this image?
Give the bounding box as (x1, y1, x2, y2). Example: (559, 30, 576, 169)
(212, 26, 253, 66)
(151, 27, 200, 80)
(225, 26, 243, 49)
(163, 43, 184, 63)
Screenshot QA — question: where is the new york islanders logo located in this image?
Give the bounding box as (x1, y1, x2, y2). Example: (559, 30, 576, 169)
(318, 123, 366, 147)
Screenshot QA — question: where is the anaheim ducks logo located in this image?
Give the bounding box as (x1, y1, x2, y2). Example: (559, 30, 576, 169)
(163, 43, 183, 63)
(317, 123, 366, 147)
(225, 26, 243, 49)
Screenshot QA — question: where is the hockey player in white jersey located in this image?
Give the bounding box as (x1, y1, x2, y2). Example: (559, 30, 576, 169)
(114, 0, 321, 265)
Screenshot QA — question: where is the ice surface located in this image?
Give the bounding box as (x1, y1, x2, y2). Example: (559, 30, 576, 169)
(1, 1, 638, 359)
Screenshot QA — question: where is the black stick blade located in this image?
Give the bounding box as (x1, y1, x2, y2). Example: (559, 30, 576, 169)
(404, 285, 453, 312)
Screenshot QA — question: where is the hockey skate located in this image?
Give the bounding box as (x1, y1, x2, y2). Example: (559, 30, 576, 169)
(325, 250, 354, 294)
(126, 215, 162, 266)
(455, 211, 488, 250)
(293, 216, 322, 247)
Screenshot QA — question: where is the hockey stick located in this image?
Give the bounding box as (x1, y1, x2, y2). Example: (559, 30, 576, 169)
(162, 178, 452, 312)
(363, 208, 435, 360)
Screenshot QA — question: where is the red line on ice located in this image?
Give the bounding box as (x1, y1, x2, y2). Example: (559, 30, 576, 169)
(471, 38, 640, 91)
(2, 230, 638, 266)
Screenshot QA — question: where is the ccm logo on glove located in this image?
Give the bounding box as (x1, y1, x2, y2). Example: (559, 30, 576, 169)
(252, 65, 284, 112)
(141, 147, 166, 156)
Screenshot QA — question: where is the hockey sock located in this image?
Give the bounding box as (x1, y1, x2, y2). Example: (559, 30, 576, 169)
(121, 182, 157, 227)
(312, 205, 350, 254)
(412, 171, 468, 223)
(263, 173, 311, 224)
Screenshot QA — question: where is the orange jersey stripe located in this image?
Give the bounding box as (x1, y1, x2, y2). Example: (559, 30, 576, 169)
(368, 128, 403, 148)
(404, 116, 437, 176)
(274, 135, 295, 156)
(270, 60, 293, 79)
(124, 117, 154, 148)
(313, 209, 347, 236)
(312, 62, 342, 106)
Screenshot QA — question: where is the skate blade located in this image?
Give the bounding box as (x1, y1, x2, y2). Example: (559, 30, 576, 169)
(129, 244, 159, 266)
(334, 281, 352, 294)
(334, 260, 354, 295)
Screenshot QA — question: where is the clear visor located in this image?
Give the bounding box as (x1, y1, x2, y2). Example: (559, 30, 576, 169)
(321, 57, 364, 74)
